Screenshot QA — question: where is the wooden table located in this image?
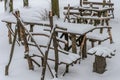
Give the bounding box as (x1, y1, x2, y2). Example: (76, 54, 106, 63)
(2, 15, 96, 59)
(1, 15, 50, 44)
(55, 22, 95, 59)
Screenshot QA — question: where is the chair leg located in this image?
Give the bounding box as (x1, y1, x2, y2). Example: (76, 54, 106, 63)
(91, 41, 94, 47)
(41, 57, 44, 67)
(63, 64, 69, 76)
(65, 64, 69, 73)
(98, 41, 101, 45)
(25, 54, 34, 70)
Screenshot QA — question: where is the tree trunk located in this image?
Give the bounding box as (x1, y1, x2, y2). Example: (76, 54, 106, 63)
(23, 0, 29, 7)
(80, 0, 83, 6)
(5, 0, 13, 12)
(51, 0, 60, 18)
(93, 55, 106, 74)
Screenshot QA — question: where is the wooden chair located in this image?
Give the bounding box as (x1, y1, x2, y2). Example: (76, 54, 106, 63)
(86, 26, 113, 47)
(87, 43, 116, 74)
(63, 4, 80, 23)
(12, 11, 81, 78)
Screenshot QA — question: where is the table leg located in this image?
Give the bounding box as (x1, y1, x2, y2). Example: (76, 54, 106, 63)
(30, 24, 34, 42)
(64, 33, 69, 51)
(80, 35, 87, 59)
(30, 24, 34, 32)
(7, 23, 12, 44)
(71, 34, 77, 53)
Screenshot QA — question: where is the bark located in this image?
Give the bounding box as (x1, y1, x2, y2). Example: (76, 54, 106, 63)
(93, 55, 106, 74)
(23, 0, 29, 7)
(71, 34, 77, 53)
(41, 27, 56, 80)
(51, 0, 60, 18)
(80, 0, 83, 6)
(5, 26, 18, 75)
(5, 0, 13, 12)
(53, 32, 59, 77)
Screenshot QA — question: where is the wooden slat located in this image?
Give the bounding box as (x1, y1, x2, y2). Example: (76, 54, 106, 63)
(83, 1, 114, 6)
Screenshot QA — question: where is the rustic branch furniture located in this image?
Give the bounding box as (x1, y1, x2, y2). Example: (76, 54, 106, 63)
(63, 3, 114, 25)
(87, 44, 116, 74)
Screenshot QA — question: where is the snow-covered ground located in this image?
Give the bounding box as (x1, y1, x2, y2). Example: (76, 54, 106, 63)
(0, 0, 120, 80)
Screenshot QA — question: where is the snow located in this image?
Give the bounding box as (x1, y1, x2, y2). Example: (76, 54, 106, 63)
(0, 0, 120, 80)
(1, 11, 50, 25)
(86, 31, 109, 40)
(55, 21, 95, 35)
(87, 44, 116, 58)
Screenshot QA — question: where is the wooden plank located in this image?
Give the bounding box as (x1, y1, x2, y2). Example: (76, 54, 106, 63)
(83, 1, 114, 6)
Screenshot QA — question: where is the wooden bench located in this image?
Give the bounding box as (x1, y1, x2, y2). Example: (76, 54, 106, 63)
(63, 4, 98, 22)
(87, 44, 116, 74)
(63, 4, 114, 24)
(83, 1, 114, 7)
(83, 0, 114, 18)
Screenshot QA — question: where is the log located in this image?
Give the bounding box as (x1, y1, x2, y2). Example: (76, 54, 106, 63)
(93, 55, 106, 74)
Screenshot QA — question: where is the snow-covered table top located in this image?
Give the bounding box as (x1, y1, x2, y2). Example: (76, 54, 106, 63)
(1, 14, 96, 35)
(1, 14, 50, 26)
(55, 22, 95, 35)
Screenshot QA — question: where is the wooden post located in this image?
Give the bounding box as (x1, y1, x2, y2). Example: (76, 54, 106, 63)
(51, 0, 60, 18)
(4, 0, 13, 12)
(64, 4, 70, 22)
(30, 25, 34, 32)
(108, 28, 113, 43)
(64, 33, 69, 51)
(103, 0, 106, 7)
(80, 0, 83, 7)
(41, 12, 55, 80)
(41, 28, 56, 80)
(24, 54, 34, 70)
(14, 10, 21, 41)
(23, 0, 29, 7)
(5, 26, 18, 75)
(93, 55, 106, 74)
(71, 34, 77, 53)
(14, 10, 33, 70)
(7, 23, 12, 44)
(29, 24, 34, 42)
(82, 37, 87, 58)
(15, 11, 29, 53)
(63, 64, 69, 76)
(80, 35, 87, 59)
(49, 11, 53, 29)
(53, 31, 59, 77)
